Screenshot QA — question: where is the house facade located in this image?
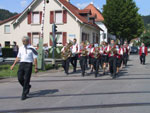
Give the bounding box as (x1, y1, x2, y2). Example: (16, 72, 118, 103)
(85, 3, 108, 44)
(0, 0, 102, 47)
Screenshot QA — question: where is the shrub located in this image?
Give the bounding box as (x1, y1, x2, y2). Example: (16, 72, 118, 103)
(2, 48, 14, 57)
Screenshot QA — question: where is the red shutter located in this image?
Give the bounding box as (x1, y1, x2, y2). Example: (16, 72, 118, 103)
(27, 12, 32, 24)
(50, 32, 53, 46)
(40, 11, 42, 24)
(50, 11, 54, 24)
(27, 32, 32, 44)
(63, 10, 67, 23)
(63, 32, 67, 46)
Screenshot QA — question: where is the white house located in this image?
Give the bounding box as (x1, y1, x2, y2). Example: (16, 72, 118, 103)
(0, 0, 103, 47)
(84, 3, 108, 44)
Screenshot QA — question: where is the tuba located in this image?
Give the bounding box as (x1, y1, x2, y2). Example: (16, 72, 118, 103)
(94, 47, 100, 59)
(61, 41, 73, 60)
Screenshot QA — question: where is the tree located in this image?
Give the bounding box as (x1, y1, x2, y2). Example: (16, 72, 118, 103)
(103, 0, 144, 44)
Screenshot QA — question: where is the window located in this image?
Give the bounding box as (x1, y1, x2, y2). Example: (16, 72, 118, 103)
(93, 33, 96, 43)
(82, 32, 89, 42)
(56, 33, 62, 45)
(4, 25, 10, 34)
(32, 12, 40, 24)
(55, 11, 63, 24)
(32, 33, 40, 46)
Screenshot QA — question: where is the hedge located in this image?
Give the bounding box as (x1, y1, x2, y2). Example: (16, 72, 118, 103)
(2, 48, 14, 57)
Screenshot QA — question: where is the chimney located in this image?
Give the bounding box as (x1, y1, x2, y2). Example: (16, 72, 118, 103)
(66, 0, 70, 2)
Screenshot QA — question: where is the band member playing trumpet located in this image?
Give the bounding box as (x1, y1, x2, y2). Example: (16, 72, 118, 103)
(123, 41, 130, 66)
(61, 43, 72, 75)
(100, 41, 108, 75)
(116, 45, 124, 74)
(107, 40, 117, 79)
(70, 38, 79, 73)
(91, 43, 100, 78)
(79, 42, 88, 77)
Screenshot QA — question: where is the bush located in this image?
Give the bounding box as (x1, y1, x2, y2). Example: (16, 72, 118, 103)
(49, 46, 63, 59)
(2, 48, 14, 57)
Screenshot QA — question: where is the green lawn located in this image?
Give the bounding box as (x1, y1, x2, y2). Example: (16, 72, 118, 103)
(0, 64, 61, 78)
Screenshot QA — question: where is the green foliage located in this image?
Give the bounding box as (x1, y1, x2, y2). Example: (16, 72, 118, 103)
(0, 9, 18, 21)
(142, 15, 150, 27)
(141, 32, 150, 47)
(49, 46, 63, 58)
(103, 0, 144, 43)
(0, 64, 18, 77)
(2, 48, 14, 57)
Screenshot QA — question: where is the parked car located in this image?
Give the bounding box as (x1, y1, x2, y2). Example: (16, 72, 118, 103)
(130, 46, 138, 54)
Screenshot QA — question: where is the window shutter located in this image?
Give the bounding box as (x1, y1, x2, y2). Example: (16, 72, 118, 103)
(27, 32, 32, 44)
(40, 11, 42, 24)
(63, 32, 67, 46)
(27, 12, 32, 24)
(50, 32, 53, 46)
(50, 11, 54, 24)
(63, 10, 67, 23)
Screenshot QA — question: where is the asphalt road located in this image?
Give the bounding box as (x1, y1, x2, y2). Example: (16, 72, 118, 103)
(0, 55, 150, 113)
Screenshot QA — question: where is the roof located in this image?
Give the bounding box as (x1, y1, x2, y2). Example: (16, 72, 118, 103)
(59, 0, 101, 30)
(78, 9, 91, 14)
(0, 14, 21, 25)
(84, 4, 104, 22)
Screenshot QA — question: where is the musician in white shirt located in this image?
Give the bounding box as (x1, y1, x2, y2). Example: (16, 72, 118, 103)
(11, 36, 38, 100)
(70, 38, 79, 72)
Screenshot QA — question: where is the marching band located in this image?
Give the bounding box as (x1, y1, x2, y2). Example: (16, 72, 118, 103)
(61, 39, 130, 79)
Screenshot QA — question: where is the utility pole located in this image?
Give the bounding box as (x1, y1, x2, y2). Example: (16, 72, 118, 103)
(37, 0, 46, 70)
(51, 23, 57, 65)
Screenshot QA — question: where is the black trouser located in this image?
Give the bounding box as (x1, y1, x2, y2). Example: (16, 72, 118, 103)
(140, 53, 146, 64)
(17, 62, 32, 95)
(62, 58, 70, 74)
(70, 54, 78, 71)
(123, 53, 128, 66)
(92, 58, 100, 77)
(79, 56, 86, 76)
(109, 56, 117, 76)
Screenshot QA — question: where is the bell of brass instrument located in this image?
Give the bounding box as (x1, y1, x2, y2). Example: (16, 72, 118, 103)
(94, 47, 100, 58)
(81, 47, 88, 56)
(109, 46, 117, 55)
(61, 42, 73, 60)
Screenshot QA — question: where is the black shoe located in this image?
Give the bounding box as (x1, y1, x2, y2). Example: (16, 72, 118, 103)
(103, 72, 105, 75)
(65, 72, 69, 75)
(82, 72, 85, 77)
(73, 69, 76, 73)
(21, 94, 27, 101)
(112, 74, 116, 79)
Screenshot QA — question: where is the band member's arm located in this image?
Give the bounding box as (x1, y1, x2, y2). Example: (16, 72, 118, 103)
(10, 57, 20, 70)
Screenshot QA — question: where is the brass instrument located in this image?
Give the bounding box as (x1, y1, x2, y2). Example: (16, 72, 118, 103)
(80, 47, 88, 56)
(109, 46, 117, 55)
(61, 41, 73, 60)
(94, 47, 100, 59)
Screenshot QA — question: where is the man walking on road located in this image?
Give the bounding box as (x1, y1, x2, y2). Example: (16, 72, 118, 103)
(139, 43, 148, 65)
(11, 36, 38, 100)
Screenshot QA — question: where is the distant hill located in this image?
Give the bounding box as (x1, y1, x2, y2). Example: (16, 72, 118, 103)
(142, 15, 150, 28)
(0, 9, 18, 21)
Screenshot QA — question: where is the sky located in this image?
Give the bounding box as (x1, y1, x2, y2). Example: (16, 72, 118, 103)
(0, 0, 150, 16)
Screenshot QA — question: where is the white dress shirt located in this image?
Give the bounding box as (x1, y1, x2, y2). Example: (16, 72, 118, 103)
(71, 43, 79, 54)
(17, 45, 38, 63)
(142, 46, 145, 53)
